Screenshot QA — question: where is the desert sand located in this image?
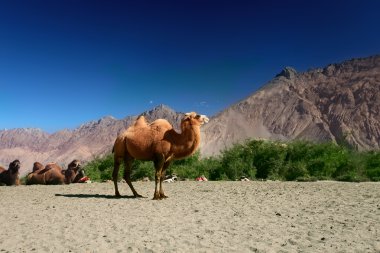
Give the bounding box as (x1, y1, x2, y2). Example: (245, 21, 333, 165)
(0, 181, 379, 253)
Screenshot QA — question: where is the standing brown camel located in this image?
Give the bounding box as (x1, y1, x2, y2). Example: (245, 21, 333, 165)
(0, 160, 21, 186)
(112, 112, 209, 199)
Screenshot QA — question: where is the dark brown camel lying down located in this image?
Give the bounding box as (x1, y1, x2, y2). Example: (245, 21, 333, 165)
(0, 160, 21, 186)
(64, 160, 86, 184)
(27, 160, 84, 185)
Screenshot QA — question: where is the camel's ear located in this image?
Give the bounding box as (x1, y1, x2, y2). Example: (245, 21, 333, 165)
(185, 112, 197, 116)
(184, 112, 195, 120)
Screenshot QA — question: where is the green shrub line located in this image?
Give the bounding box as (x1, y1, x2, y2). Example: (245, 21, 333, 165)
(83, 140, 380, 182)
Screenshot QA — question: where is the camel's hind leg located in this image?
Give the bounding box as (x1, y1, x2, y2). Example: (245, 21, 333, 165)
(113, 157, 122, 197)
(123, 157, 142, 198)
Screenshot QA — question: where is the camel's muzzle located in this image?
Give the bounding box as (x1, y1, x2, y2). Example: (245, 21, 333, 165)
(200, 115, 209, 124)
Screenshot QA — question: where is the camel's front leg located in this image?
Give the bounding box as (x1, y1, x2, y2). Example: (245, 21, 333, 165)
(153, 171, 161, 200)
(159, 161, 171, 198)
(153, 155, 165, 200)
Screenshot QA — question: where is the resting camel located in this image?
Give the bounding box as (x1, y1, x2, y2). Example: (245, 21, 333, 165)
(27, 162, 66, 185)
(26, 160, 81, 185)
(112, 112, 209, 200)
(0, 160, 21, 186)
(64, 160, 85, 184)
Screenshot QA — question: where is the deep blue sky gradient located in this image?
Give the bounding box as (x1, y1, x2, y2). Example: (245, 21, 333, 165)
(1, 0, 380, 132)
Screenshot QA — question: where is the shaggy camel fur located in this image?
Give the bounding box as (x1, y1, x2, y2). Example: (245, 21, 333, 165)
(112, 112, 209, 199)
(27, 162, 66, 185)
(27, 160, 82, 185)
(32, 162, 44, 172)
(0, 160, 21, 186)
(64, 160, 84, 184)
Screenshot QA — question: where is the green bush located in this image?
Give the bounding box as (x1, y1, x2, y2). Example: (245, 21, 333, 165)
(82, 139, 380, 182)
(365, 152, 380, 181)
(19, 175, 28, 185)
(84, 154, 118, 181)
(131, 160, 155, 180)
(219, 142, 256, 180)
(170, 151, 204, 179)
(283, 161, 309, 181)
(256, 141, 288, 179)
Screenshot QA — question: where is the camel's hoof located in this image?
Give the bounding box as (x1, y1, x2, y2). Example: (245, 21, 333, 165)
(152, 195, 168, 200)
(115, 192, 122, 198)
(152, 195, 161, 200)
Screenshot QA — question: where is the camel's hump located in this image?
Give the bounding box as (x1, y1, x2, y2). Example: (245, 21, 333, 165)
(133, 115, 148, 127)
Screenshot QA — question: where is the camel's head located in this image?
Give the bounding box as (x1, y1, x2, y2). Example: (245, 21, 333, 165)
(9, 160, 21, 174)
(182, 112, 209, 127)
(68, 160, 81, 172)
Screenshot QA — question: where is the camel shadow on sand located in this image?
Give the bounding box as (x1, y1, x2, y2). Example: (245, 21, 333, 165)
(55, 193, 146, 199)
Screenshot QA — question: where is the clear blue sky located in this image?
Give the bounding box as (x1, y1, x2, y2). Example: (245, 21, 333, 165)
(1, 0, 379, 133)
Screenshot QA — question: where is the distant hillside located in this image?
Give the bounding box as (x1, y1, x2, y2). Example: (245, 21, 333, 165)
(201, 55, 380, 156)
(1, 55, 380, 175)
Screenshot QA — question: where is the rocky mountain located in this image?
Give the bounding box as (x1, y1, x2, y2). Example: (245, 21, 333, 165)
(201, 55, 380, 156)
(1, 55, 379, 175)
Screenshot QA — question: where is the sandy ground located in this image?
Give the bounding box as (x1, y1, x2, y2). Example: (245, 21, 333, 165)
(0, 181, 379, 253)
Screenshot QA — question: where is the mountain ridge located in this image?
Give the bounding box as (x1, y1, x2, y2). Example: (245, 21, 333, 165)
(201, 54, 380, 155)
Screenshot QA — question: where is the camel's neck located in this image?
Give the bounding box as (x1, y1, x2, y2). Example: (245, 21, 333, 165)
(171, 124, 201, 160)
